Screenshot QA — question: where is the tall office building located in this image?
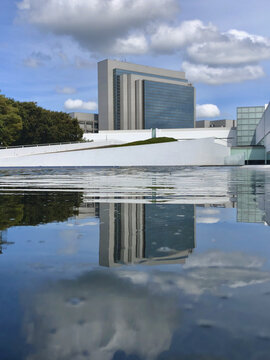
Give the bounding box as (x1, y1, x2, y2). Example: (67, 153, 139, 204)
(99, 203, 195, 267)
(98, 59, 195, 130)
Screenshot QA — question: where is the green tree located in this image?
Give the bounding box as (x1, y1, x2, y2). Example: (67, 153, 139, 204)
(0, 95, 22, 146)
(0, 93, 83, 146)
(16, 101, 83, 145)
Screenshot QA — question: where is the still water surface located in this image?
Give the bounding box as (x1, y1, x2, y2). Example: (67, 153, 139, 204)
(1, 166, 270, 360)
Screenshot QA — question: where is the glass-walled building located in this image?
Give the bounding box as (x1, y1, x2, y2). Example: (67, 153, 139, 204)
(143, 80, 194, 129)
(98, 59, 195, 130)
(237, 106, 265, 146)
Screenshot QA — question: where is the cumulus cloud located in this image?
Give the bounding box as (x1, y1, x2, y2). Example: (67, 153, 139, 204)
(196, 216, 220, 224)
(151, 20, 270, 66)
(182, 61, 265, 85)
(64, 99, 97, 111)
(150, 20, 270, 84)
(183, 250, 265, 270)
(16, 0, 179, 54)
(24, 271, 179, 360)
(187, 38, 270, 66)
(151, 20, 219, 54)
(196, 104, 220, 118)
(122, 250, 270, 296)
(56, 86, 76, 94)
(111, 33, 148, 55)
(22, 251, 270, 359)
(16, 1, 270, 85)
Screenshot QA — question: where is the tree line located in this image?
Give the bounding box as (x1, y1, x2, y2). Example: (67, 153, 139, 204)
(0, 192, 83, 231)
(0, 93, 83, 146)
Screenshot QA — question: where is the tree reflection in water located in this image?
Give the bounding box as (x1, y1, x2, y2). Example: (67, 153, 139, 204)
(0, 192, 83, 231)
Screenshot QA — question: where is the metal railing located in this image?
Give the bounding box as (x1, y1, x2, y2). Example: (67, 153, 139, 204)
(0, 140, 92, 150)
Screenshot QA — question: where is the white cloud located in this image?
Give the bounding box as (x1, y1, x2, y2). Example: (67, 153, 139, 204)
(196, 216, 220, 224)
(183, 250, 265, 270)
(227, 29, 269, 45)
(151, 20, 270, 66)
(122, 250, 270, 296)
(64, 99, 97, 111)
(150, 20, 270, 84)
(24, 271, 179, 360)
(196, 104, 220, 118)
(16, 1, 270, 85)
(111, 34, 148, 55)
(187, 39, 270, 66)
(16, 0, 179, 55)
(182, 61, 265, 85)
(56, 87, 76, 95)
(151, 20, 219, 54)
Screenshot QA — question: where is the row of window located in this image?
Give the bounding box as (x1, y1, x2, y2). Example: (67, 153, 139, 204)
(145, 119, 193, 129)
(237, 140, 256, 146)
(237, 107, 265, 113)
(237, 125, 257, 131)
(237, 113, 263, 119)
(114, 69, 188, 84)
(237, 122, 258, 127)
(144, 104, 193, 112)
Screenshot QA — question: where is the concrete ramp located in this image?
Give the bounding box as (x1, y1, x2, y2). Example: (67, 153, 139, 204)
(0, 138, 229, 167)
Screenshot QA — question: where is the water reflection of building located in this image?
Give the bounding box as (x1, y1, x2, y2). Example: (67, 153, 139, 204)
(0, 231, 13, 254)
(75, 202, 100, 220)
(197, 169, 270, 226)
(235, 170, 268, 224)
(99, 203, 195, 267)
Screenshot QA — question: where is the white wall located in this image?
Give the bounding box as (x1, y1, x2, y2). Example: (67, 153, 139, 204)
(256, 103, 270, 146)
(0, 138, 230, 167)
(84, 128, 236, 146)
(0, 140, 122, 159)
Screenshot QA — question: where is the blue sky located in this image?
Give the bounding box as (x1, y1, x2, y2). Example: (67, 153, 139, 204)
(1, 0, 270, 119)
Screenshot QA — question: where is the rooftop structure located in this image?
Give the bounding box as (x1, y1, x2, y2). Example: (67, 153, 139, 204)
(196, 119, 236, 129)
(98, 59, 195, 131)
(69, 112, 98, 133)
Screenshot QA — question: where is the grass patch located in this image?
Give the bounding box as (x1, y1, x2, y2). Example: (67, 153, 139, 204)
(57, 137, 178, 153)
(108, 137, 177, 148)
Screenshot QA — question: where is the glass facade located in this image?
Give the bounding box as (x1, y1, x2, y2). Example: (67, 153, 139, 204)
(110, 204, 195, 265)
(144, 204, 195, 259)
(237, 106, 265, 146)
(144, 80, 194, 129)
(237, 171, 265, 223)
(113, 68, 193, 130)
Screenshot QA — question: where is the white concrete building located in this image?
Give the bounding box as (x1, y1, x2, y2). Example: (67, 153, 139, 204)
(256, 103, 270, 155)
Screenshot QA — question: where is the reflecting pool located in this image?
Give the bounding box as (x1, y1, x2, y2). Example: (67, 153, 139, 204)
(0, 166, 270, 360)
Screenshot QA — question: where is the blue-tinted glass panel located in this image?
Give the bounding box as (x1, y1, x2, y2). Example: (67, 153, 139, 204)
(145, 204, 195, 259)
(113, 69, 189, 130)
(144, 80, 194, 129)
(236, 106, 265, 146)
